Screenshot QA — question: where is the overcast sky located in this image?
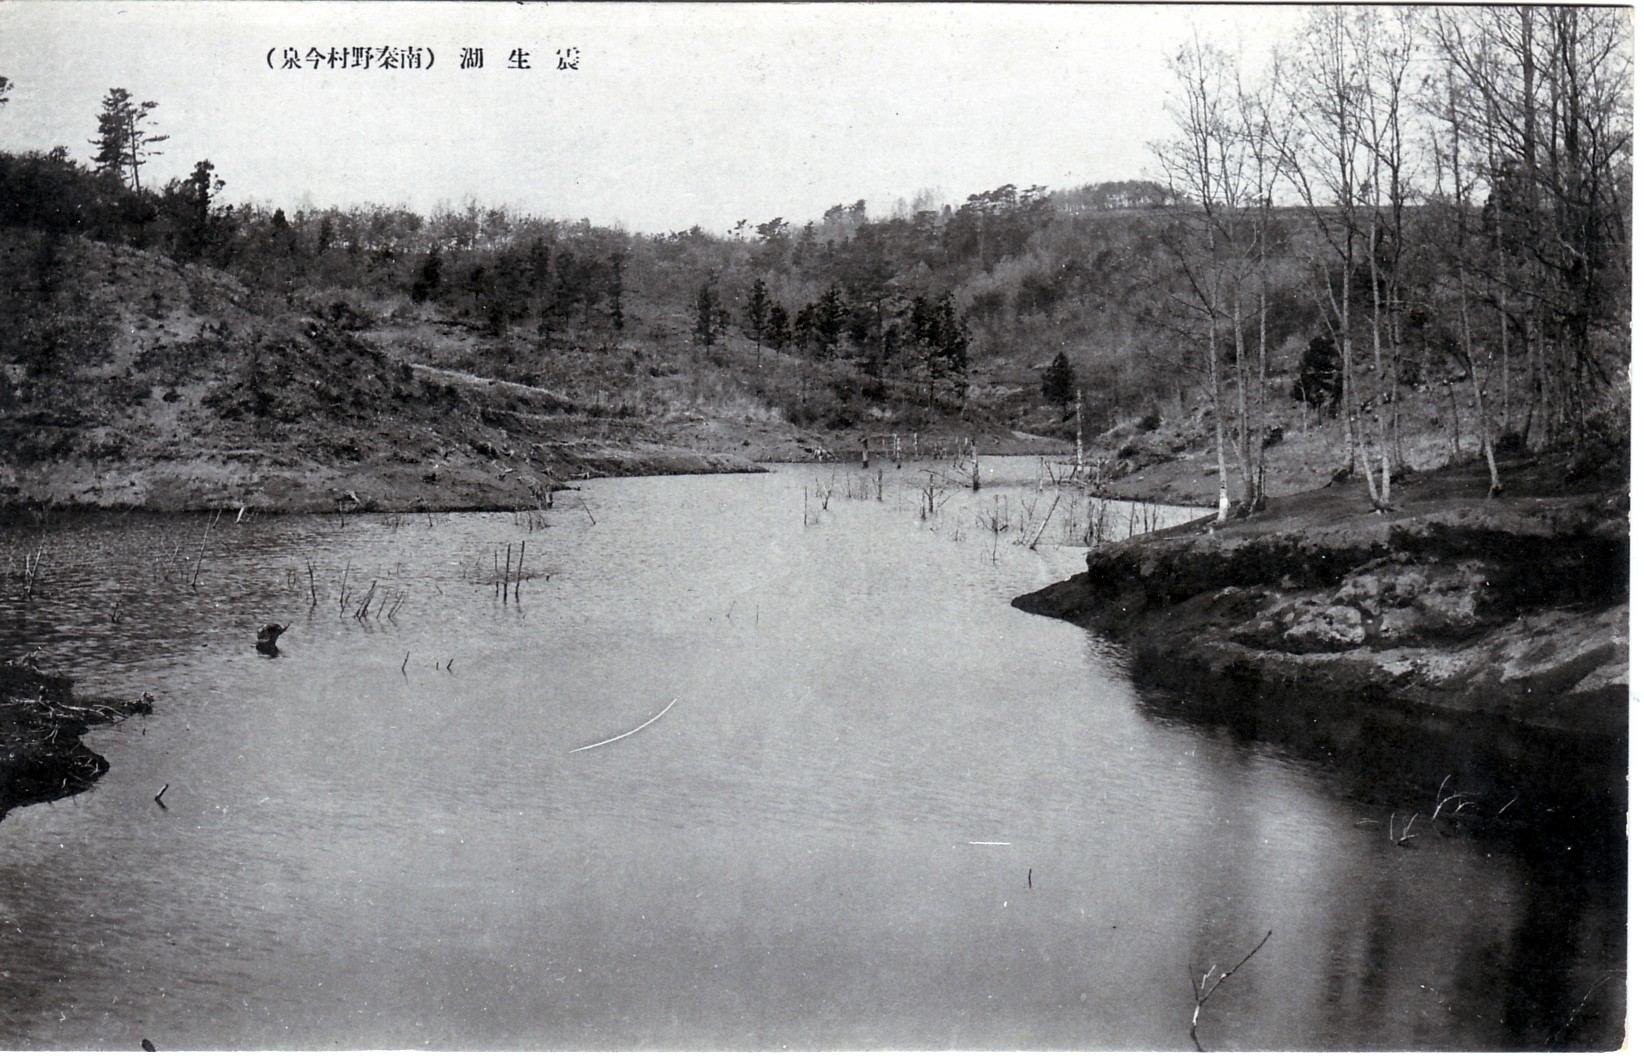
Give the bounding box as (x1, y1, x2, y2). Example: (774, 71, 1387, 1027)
(0, 2, 1307, 233)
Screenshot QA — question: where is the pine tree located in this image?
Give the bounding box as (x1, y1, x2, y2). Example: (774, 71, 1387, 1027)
(693, 282, 719, 347)
(91, 88, 167, 191)
(410, 245, 443, 304)
(169, 159, 222, 259)
(766, 302, 791, 351)
(1041, 350, 1076, 412)
(743, 278, 771, 352)
(607, 252, 626, 331)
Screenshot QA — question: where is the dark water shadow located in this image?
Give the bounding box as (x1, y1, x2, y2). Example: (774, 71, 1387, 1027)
(1125, 654, 1626, 1051)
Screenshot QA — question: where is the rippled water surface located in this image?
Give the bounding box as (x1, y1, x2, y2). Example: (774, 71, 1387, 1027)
(0, 459, 1624, 1049)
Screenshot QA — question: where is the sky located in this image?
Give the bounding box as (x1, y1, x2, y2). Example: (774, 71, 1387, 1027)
(0, 1, 1308, 234)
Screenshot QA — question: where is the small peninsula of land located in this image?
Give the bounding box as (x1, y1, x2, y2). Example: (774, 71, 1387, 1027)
(0, 658, 154, 821)
(1014, 453, 1627, 741)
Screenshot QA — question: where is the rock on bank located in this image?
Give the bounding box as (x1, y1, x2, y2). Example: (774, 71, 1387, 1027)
(1013, 460, 1627, 739)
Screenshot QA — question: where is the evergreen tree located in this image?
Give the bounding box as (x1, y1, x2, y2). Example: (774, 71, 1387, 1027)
(90, 88, 167, 191)
(1041, 349, 1076, 412)
(798, 285, 847, 359)
(410, 245, 442, 304)
(766, 302, 791, 351)
(933, 294, 969, 404)
(907, 294, 969, 407)
(551, 249, 580, 327)
(693, 282, 719, 347)
(1292, 334, 1342, 415)
(743, 278, 771, 351)
(164, 158, 223, 260)
(607, 251, 626, 331)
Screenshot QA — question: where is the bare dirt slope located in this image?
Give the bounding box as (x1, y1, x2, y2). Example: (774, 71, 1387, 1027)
(0, 234, 773, 513)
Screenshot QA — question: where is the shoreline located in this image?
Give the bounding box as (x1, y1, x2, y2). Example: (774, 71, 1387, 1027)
(1013, 454, 1628, 743)
(0, 432, 1080, 517)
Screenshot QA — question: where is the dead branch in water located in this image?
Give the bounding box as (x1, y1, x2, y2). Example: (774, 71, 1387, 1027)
(1189, 929, 1272, 1051)
(1027, 493, 1062, 550)
(569, 698, 679, 754)
(189, 508, 222, 592)
(21, 544, 46, 600)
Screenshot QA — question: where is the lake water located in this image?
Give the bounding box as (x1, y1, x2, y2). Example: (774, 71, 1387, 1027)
(0, 459, 1624, 1050)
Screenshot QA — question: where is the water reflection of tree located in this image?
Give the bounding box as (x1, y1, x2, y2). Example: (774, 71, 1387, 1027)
(1130, 679, 1625, 1049)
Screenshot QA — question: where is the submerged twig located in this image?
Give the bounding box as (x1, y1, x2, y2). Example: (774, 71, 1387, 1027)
(1190, 929, 1273, 1051)
(569, 697, 679, 754)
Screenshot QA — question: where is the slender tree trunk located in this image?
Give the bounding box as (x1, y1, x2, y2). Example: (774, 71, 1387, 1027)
(1210, 314, 1230, 523)
(1459, 289, 1501, 494)
(1444, 65, 1499, 496)
(1366, 209, 1392, 501)
(1388, 281, 1405, 469)
(1466, 360, 1502, 495)
(1337, 256, 1381, 508)
(1232, 294, 1254, 509)
(1534, 314, 1550, 449)
(1496, 231, 1512, 436)
(1254, 212, 1270, 509)
(125, 113, 142, 192)
(1444, 377, 1462, 457)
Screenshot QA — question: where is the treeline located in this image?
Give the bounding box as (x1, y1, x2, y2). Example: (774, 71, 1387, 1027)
(0, 8, 1629, 465)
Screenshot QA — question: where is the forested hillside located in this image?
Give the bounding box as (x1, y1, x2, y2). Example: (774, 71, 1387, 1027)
(0, 6, 1630, 512)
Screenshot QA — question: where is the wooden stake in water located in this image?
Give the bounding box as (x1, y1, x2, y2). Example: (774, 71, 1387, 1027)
(515, 540, 525, 602)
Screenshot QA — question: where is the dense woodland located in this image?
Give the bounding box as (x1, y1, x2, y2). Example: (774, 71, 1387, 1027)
(0, 7, 1630, 513)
